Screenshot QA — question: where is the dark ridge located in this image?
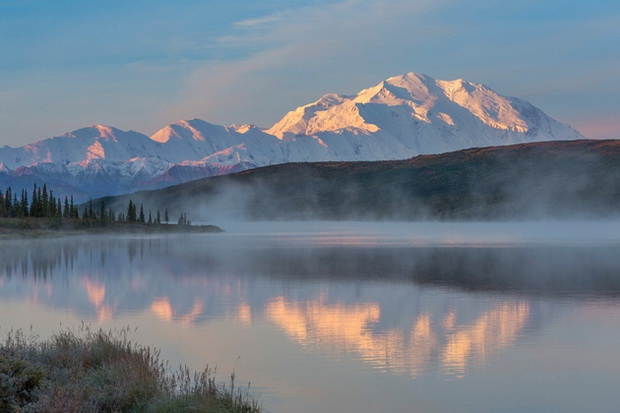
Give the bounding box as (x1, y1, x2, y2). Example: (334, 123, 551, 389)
(100, 139, 620, 220)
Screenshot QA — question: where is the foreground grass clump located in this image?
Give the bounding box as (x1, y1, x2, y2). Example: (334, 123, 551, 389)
(0, 327, 262, 413)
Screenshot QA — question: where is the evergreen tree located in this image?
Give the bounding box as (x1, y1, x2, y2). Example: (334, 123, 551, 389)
(127, 200, 136, 222)
(156, 210, 161, 224)
(21, 189, 28, 217)
(4, 187, 12, 217)
(99, 199, 106, 222)
(36, 187, 43, 216)
(139, 204, 145, 223)
(42, 184, 49, 217)
(164, 208, 169, 223)
(63, 197, 70, 218)
(87, 199, 94, 220)
(70, 196, 76, 218)
(11, 193, 18, 217)
(177, 212, 190, 226)
(30, 184, 37, 217)
(49, 191, 56, 217)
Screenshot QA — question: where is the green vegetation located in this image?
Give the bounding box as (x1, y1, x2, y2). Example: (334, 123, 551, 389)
(0, 327, 262, 413)
(0, 186, 223, 235)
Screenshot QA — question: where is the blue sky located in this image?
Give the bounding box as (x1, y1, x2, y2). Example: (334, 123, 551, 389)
(1, 0, 618, 146)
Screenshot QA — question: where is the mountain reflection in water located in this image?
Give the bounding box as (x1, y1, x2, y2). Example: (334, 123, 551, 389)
(265, 297, 531, 377)
(1, 225, 620, 412)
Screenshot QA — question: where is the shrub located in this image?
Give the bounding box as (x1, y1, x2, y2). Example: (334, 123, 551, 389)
(0, 355, 45, 411)
(0, 326, 262, 413)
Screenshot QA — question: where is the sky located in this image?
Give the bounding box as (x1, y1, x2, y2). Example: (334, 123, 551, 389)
(0, 0, 619, 147)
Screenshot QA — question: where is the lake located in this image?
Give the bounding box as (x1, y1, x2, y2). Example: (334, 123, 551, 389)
(1, 221, 620, 413)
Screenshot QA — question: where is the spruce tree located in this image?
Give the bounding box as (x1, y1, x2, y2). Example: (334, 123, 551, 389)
(21, 189, 28, 217)
(30, 184, 37, 217)
(4, 187, 12, 217)
(49, 191, 56, 217)
(36, 187, 43, 216)
(11, 193, 18, 217)
(99, 199, 106, 222)
(127, 200, 137, 222)
(42, 184, 49, 217)
(87, 199, 94, 220)
(63, 197, 70, 218)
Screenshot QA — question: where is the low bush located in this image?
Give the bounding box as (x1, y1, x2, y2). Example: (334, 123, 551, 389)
(0, 326, 262, 413)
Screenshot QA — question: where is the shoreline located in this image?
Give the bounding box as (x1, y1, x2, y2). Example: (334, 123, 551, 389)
(0, 218, 224, 238)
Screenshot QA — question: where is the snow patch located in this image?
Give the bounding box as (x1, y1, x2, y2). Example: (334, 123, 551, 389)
(86, 141, 105, 160)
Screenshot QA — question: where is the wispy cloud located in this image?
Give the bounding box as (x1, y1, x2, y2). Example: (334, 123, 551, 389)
(233, 12, 284, 28)
(162, 0, 456, 127)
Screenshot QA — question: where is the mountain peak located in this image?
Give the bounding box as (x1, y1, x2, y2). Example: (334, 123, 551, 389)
(268, 71, 585, 147)
(151, 119, 209, 143)
(90, 124, 118, 141)
(387, 72, 433, 84)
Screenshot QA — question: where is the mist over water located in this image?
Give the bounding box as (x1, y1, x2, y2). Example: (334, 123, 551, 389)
(1, 220, 620, 412)
(114, 141, 620, 224)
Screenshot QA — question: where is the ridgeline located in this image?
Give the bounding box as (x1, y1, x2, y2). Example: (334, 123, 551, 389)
(99, 139, 620, 221)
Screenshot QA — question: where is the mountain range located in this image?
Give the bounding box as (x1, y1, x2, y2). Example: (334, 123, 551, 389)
(0, 73, 585, 200)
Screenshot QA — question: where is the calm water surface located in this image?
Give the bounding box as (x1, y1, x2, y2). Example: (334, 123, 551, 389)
(1, 221, 620, 413)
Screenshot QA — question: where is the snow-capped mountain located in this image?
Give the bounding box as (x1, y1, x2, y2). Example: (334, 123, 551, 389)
(0, 73, 585, 200)
(0, 121, 282, 199)
(267, 73, 583, 158)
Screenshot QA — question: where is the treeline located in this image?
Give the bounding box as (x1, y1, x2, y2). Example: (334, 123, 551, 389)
(0, 185, 192, 227)
(117, 200, 178, 225)
(0, 184, 78, 219)
(85, 199, 191, 226)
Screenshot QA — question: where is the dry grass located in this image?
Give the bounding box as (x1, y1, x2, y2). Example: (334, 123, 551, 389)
(0, 326, 262, 412)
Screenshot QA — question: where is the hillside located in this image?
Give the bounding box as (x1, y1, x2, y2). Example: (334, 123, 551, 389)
(101, 139, 620, 221)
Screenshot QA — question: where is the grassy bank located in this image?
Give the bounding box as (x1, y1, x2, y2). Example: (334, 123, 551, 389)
(0, 327, 261, 412)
